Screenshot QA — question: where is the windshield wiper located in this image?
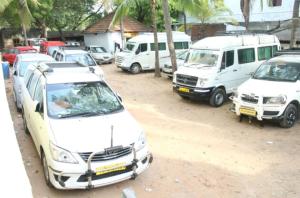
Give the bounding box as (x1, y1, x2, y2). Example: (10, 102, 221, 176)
(105, 107, 124, 114)
(58, 111, 104, 118)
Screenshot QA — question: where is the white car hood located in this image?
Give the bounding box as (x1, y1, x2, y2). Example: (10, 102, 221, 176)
(239, 78, 297, 96)
(49, 110, 141, 152)
(177, 65, 217, 78)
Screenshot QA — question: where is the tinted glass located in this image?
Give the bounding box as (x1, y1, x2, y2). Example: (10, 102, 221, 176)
(258, 46, 272, 61)
(238, 48, 255, 64)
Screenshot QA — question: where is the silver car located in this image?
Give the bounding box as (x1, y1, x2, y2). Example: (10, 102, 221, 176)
(12, 53, 54, 111)
(162, 50, 188, 78)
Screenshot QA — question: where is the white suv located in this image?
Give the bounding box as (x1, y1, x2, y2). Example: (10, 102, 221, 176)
(231, 54, 300, 128)
(21, 62, 153, 189)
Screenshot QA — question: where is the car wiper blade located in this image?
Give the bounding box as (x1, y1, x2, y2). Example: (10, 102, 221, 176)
(105, 107, 124, 114)
(58, 111, 104, 118)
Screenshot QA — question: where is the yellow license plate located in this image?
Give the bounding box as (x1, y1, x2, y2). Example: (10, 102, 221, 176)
(96, 162, 126, 175)
(178, 87, 189, 93)
(240, 107, 256, 117)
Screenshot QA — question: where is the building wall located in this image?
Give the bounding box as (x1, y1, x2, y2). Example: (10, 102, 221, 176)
(84, 33, 110, 51)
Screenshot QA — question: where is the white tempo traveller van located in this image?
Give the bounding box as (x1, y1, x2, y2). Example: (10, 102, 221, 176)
(231, 54, 300, 128)
(115, 32, 191, 74)
(173, 34, 280, 107)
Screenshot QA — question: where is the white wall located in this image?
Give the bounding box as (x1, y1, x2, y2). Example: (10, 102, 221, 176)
(185, 0, 295, 23)
(108, 32, 122, 53)
(84, 33, 110, 51)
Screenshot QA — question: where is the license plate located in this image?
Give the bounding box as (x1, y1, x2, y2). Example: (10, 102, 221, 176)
(96, 162, 126, 175)
(240, 107, 256, 117)
(178, 87, 189, 93)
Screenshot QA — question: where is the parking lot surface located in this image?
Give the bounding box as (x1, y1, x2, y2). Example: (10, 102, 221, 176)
(6, 64, 300, 198)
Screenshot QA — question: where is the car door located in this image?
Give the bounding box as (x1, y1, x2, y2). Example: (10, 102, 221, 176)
(12, 57, 20, 104)
(134, 43, 151, 69)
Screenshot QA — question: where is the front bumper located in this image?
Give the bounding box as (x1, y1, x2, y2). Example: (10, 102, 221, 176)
(173, 83, 214, 99)
(48, 146, 153, 189)
(231, 97, 286, 120)
(95, 58, 113, 64)
(162, 68, 173, 77)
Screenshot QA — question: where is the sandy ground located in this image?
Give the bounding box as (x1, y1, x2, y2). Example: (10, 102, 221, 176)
(5, 63, 300, 198)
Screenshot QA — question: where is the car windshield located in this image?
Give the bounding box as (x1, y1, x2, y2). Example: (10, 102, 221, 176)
(46, 82, 124, 118)
(19, 61, 36, 77)
(91, 47, 106, 53)
(253, 61, 300, 82)
(65, 54, 96, 66)
(177, 50, 188, 60)
(186, 49, 219, 67)
(124, 42, 136, 52)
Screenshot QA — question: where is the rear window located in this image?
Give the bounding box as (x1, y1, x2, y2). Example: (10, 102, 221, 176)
(174, 42, 189, 50)
(238, 48, 255, 64)
(258, 46, 272, 61)
(150, 43, 166, 51)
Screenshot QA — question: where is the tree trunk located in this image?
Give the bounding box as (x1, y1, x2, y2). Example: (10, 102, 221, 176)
(241, 0, 250, 31)
(183, 10, 187, 34)
(120, 18, 125, 49)
(290, 0, 300, 48)
(58, 29, 65, 41)
(162, 0, 177, 72)
(41, 21, 47, 38)
(151, 0, 161, 77)
(22, 23, 28, 46)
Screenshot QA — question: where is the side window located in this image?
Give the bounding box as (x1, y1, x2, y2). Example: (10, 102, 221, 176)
(272, 45, 278, 56)
(150, 43, 167, 51)
(140, 43, 148, 52)
(26, 71, 34, 89)
(221, 50, 234, 69)
(238, 48, 255, 64)
(55, 53, 62, 61)
(28, 73, 41, 99)
(258, 46, 272, 61)
(174, 42, 189, 50)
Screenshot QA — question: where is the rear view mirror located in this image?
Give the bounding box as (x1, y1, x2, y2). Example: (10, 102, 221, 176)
(35, 102, 43, 113)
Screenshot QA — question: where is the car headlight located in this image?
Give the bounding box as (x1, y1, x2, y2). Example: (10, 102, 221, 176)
(135, 131, 147, 152)
(49, 142, 78, 164)
(263, 95, 287, 104)
(199, 78, 208, 87)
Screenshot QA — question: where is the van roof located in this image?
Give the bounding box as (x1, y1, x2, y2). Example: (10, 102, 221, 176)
(128, 32, 191, 43)
(191, 34, 280, 50)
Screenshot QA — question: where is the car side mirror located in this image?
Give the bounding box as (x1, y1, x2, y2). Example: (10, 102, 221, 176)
(35, 101, 43, 113)
(13, 70, 17, 76)
(220, 63, 225, 71)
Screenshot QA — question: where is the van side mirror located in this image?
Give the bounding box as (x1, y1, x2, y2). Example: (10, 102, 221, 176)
(135, 49, 140, 55)
(13, 70, 17, 76)
(220, 63, 225, 71)
(35, 102, 43, 113)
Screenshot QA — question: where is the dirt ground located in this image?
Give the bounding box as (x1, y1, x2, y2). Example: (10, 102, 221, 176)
(5, 63, 300, 198)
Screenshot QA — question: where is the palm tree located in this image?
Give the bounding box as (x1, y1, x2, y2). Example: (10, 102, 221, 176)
(240, 0, 263, 30)
(290, 0, 300, 48)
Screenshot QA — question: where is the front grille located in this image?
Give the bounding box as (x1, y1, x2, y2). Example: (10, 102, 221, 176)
(263, 111, 279, 116)
(77, 164, 133, 182)
(79, 146, 132, 162)
(115, 56, 124, 64)
(241, 94, 259, 104)
(176, 74, 198, 86)
(104, 56, 109, 59)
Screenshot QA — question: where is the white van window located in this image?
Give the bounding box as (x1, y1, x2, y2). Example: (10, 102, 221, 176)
(174, 42, 189, 50)
(272, 45, 278, 56)
(125, 42, 136, 51)
(139, 43, 148, 52)
(150, 43, 166, 51)
(258, 46, 272, 61)
(238, 48, 255, 64)
(187, 49, 219, 67)
(221, 50, 234, 68)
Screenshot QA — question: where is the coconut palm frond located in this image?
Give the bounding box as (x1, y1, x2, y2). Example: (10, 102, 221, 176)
(109, 0, 135, 29)
(0, 0, 13, 12)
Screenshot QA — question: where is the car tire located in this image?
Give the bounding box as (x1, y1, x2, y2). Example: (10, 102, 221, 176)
(13, 90, 21, 112)
(130, 63, 141, 74)
(121, 68, 128, 72)
(22, 110, 30, 135)
(209, 88, 226, 107)
(280, 104, 298, 128)
(42, 152, 54, 188)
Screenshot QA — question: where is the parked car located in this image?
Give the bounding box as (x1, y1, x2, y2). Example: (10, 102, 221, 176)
(28, 38, 47, 51)
(2, 46, 38, 65)
(21, 62, 153, 189)
(173, 34, 280, 107)
(115, 32, 191, 74)
(65, 41, 80, 47)
(40, 41, 65, 55)
(162, 50, 188, 78)
(53, 48, 99, 67)
(85, 46, 113, 64)
(231, 54, 300, 128)
(12, 53, 54, 111)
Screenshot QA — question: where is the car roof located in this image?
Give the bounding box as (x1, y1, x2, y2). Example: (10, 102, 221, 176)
(17, 53, 54, 62)
(15, 46, 36, 50)
(57, 49, 88, 55)
(269, 55, 300, 63)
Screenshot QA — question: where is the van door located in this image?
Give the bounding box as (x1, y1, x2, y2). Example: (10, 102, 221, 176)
(134, 43, 150, 69)
(236, 47, 256, 85)
(216, 50, 242, 93)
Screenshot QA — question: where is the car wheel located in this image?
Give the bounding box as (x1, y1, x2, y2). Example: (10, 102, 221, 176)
(13, 90, 22, 112)
(280, 104, 298, 128)
(22, 110, 30, 135)
(42, 152, 54, 188)
(130, 63, 141, 74)
(121, 68, 128, 72)
(209, 88, 226, 107)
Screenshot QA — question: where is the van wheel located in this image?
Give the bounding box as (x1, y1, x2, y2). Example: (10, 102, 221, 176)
(209, 88, 226, 107)
(22, 110, 30, 135)
(280, 104, 298, 128)
(130, 63, 141, 74)
(42, 152, 54, 188)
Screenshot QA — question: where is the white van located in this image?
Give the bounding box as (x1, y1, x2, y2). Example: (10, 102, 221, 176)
(173, 34, 280, 107)
(231, 54, 300, 128)
(115, 32, 191, 74)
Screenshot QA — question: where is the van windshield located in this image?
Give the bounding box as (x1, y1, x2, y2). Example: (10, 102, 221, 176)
(91, 47, 106, 53)
(124, 42, 136, 52)
(186, 49, 219, 67)
(46, 81, 124, 118)
(253, 61, 300, 82)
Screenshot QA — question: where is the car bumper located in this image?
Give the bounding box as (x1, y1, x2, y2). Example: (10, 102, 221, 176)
(162, 68, 173, 77)
(48, 147, 153, 189)
(231, 98, 285, 120)
(173, 83, 214, 99)
(95, 58, 113, 64)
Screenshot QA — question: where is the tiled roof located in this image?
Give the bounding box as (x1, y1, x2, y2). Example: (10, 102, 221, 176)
(84, 12, 153, 33)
